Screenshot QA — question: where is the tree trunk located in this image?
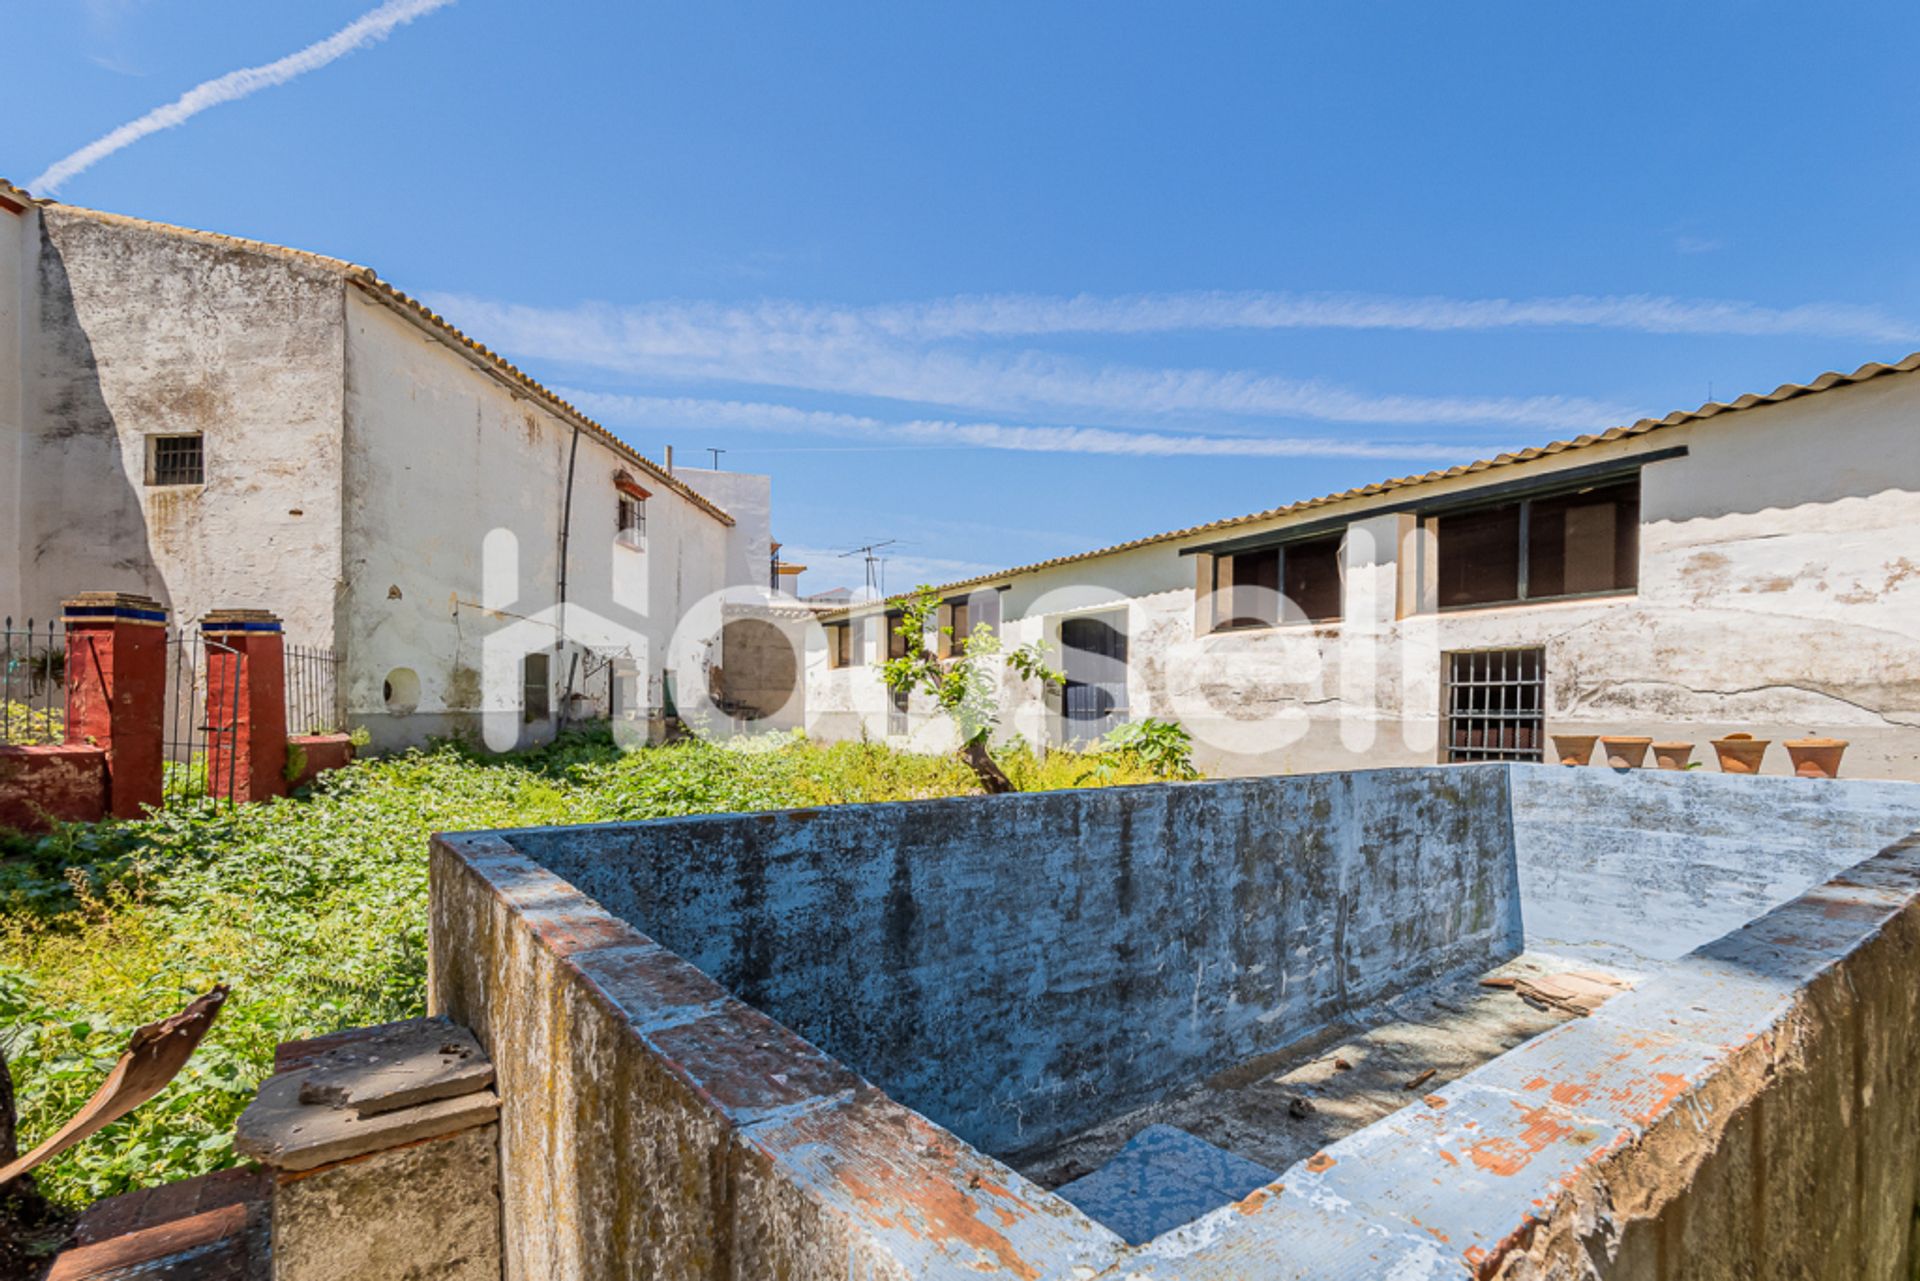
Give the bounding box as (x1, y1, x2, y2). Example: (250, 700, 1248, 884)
(959, 736, 1016, 794)
(0, 1046, 15, 1167)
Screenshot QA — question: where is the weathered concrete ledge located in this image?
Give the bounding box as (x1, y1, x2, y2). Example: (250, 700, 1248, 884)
(428, 766, 1920, 1279)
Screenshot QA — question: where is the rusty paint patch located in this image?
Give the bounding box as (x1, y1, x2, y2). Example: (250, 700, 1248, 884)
(1461, 1105, 1576, 1177)
(838, 1168, 1043, 1281)
(1304, 1153, 1336, 1174)
(1607, 1071, 1693, 1127)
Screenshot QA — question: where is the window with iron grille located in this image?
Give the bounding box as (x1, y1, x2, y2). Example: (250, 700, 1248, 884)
(147, 434, 204, 486)
(1444, 648, 1545, 763)
(616, 495, 647, 550)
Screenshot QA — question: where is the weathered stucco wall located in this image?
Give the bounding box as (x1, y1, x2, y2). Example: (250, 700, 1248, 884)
(0, 197, 29, 619)
(17, 208, 349, 639)
(810, 374, 1920, 780)
(495, 767, 1523, 1157)
(340, 293, 733, 747)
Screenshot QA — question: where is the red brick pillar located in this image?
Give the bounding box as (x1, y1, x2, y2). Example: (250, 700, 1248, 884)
(62, 592, 169, 819)
(202, 610, 288, 804)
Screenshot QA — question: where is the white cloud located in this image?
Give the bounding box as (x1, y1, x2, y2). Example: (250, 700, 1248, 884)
(437, 295, 1632, 432)
(428, 286, 1918, 359)
(33, 0, 458, 193)
(562, 390, 1502, 461)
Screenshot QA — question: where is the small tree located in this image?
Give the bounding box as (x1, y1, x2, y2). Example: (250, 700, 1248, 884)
(880, 586, 1061, 793)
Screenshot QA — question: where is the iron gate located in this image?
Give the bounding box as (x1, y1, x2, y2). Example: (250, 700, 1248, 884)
(162, 626, 242, 809)
(285, 643, 345, 736)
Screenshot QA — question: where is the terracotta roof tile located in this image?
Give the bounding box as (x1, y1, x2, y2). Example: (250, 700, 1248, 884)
(854, 350, 1920, 606)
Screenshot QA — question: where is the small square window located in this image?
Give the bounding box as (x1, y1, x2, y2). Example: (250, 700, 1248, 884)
(147, 434, 204, 486)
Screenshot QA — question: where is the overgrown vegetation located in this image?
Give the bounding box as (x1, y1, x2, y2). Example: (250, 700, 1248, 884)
(880, 585, 1063, 793)
(1, 701, 64, 747)
(0, 725, 1194, 1209)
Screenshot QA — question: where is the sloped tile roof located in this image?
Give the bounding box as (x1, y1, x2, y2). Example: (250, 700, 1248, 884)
(12, 185, 732, 526)
(858, 350, 1920, 606)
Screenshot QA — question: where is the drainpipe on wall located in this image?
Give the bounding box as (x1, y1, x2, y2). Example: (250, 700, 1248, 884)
(555, 424, 581, 695)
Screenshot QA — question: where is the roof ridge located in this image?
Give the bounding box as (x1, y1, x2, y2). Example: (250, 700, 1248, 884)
(39, 198, 734, 527)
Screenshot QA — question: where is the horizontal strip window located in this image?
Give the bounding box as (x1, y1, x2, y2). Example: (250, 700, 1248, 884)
(1180, 447, 1685, 560)
(1210, 534, 1342, 630)
(1431, 476, 1638, 610)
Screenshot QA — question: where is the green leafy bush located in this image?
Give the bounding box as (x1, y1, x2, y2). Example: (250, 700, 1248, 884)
(1099, 718, 1201, 781)
(0, 726, 1197, 1207)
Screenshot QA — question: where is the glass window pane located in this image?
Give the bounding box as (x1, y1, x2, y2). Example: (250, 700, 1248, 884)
(1283, 535, 1343, 622)
(1437, 504, 1521, 607)
(1527, 480, 1639, 600)
(1223, 550, 1279, 627)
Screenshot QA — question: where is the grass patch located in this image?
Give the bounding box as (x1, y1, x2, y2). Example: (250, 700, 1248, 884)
(0, 727, 1179, 1207)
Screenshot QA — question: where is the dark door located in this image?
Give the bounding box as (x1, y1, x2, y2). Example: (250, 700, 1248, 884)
(1060, 614, 1128, 744)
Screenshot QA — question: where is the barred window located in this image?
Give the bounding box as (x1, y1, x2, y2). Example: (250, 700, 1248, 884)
(147, 434, 204, 486)
(616, 495, 646, 550)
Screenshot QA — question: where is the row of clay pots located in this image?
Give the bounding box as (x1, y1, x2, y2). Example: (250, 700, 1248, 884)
(1549, 732, 1850, 778)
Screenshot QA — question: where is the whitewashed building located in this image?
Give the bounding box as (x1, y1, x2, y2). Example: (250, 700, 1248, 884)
(0, 181, 772, 748)
(809, 354, 1920, 780)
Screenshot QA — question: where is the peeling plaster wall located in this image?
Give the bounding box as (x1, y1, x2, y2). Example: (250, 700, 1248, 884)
(810, 376, 1920, 779)
(16, 209, 348, 638)
(501, 766, 1523, 1158)
(340, 293, 733, 748)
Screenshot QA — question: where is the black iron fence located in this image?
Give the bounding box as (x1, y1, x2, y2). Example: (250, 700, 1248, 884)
(162, 627, 241, 810)
(286, 643, 345, 736)
(1, 617, 66, 746)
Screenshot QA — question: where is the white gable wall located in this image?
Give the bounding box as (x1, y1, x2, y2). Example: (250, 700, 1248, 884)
(340, 292, 734, 749)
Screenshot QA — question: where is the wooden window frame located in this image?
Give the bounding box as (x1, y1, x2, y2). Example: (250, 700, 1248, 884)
(1427, 477, 1638, 613)
(1208, 535, 1343, 633)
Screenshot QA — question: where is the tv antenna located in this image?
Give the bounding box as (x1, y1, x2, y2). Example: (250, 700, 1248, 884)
(840, 540, 897, 598)
(706, 448, 726, 469)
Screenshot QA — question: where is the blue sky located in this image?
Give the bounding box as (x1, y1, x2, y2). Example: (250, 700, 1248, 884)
(8, 1, 1920, 593)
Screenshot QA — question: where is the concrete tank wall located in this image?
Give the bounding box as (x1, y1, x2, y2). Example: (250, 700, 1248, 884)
(431, 764, 1920, 1278)
(1509, 764, 1920, 968)
(502, 766, 1524, 1157)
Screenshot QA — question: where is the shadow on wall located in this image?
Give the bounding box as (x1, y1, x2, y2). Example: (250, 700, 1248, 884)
(23, 224, 161, 619)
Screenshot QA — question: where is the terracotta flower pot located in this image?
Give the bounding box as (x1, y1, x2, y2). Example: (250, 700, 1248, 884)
(1651, 741, 1694, 771)
(1784, 737, 1849, 779)
(1551, 733, 1598, 766)
(1599, 735, 1653, 769)
(1711, 733, 1770, 774)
